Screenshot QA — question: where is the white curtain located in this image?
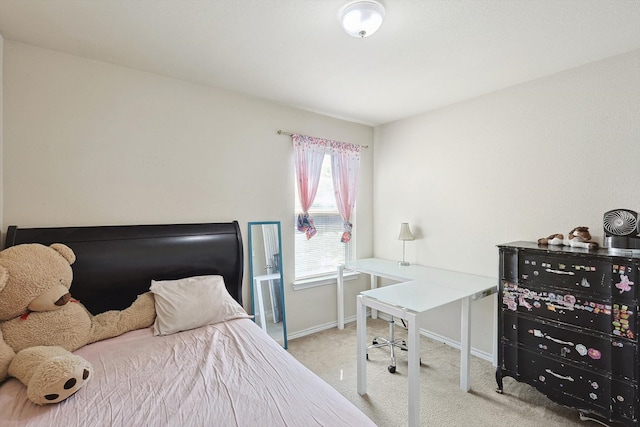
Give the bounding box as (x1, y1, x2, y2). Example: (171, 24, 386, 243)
(292, 134, 326, 239)
(330, 142, 361, 243)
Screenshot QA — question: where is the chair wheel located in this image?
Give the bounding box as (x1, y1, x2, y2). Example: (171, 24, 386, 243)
(372, 340, 378, 345)
(366, 353, 369, 360)
(388, 365, 396, 373)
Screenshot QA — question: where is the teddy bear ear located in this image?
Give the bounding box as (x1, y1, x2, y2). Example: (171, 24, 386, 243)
(0, 265, 7, 292)
(50, 243, 76, 265)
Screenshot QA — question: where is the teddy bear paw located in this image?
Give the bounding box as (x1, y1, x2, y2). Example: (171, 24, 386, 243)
(128, 292, 157, 328)
(27, 355, 92, 405)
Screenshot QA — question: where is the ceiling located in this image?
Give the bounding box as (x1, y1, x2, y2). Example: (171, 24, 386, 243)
(0, 0, 639, 126)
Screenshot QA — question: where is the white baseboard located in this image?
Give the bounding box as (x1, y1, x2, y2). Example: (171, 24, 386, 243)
(287, 313, 494, 364)
(418, 328, 494, 363)
(287, 318, 349, 340)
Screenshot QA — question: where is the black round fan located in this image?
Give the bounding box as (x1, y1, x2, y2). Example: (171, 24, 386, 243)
(603, 209, 638, 236)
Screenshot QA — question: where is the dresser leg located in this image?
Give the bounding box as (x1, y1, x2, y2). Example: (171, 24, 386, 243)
(495, 367, 504, 394)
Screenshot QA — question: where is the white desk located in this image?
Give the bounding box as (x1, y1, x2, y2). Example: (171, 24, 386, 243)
(337, 258, 497, 328)
(338, 258, 430, 327)
(341, 258, 497, 427)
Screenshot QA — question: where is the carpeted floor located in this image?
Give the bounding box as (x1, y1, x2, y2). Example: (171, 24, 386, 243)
(287, 318, 601, 427)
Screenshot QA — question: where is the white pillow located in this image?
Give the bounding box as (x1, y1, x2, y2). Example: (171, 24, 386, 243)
(150, 275, 251, 336)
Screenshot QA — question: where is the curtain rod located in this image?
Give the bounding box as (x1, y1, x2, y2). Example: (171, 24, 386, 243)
(277, 130, 369, 149)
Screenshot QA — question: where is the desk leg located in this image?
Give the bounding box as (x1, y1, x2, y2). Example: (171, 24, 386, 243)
(370, 274, 378, 320)
(356, 295, 367, 395)
(337, 265, 345, 330)
(407, 311, 420, 427)
(460, 296, 471, 391)
(254, 278, 268, 333)
(268, 279, 278, 323)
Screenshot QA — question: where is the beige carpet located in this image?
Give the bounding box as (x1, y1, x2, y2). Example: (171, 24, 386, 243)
(287, 318, 599, 427)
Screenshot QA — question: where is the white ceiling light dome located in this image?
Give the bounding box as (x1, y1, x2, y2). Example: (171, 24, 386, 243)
(338, 0, 385, 38)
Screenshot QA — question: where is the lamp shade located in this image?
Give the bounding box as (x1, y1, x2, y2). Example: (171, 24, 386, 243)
(338, 0, 385, 38)
(398, 223, 414, 241)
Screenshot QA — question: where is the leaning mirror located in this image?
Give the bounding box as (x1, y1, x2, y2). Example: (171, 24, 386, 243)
(248, 221, 287, 348)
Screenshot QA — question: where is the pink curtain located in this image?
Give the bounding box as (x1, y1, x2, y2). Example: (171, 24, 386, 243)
(330, 142, 361, 243)
(293, 134, 327, 239)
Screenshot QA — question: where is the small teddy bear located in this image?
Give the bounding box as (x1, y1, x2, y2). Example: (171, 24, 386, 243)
(538, 226, 599, 250)
(0, 243, 156, 405)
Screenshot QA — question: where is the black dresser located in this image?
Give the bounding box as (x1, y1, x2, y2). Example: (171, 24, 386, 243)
(497, 242, 639, 427)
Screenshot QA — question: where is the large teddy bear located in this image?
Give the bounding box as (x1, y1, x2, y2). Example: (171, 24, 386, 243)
(0, 243, 156, 405)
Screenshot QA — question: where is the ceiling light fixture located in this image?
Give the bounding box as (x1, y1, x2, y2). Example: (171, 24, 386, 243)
(338, 0, 385, 38)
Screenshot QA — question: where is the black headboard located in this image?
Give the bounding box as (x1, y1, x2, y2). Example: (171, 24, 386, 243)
(4, 222, 244, 315)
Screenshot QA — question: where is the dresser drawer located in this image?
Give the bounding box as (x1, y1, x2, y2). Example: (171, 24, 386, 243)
(502, 282, 636, 339)
(501, 311, 637, 380)
(502, 345, 637, 422)
(519, 252, 637, 301)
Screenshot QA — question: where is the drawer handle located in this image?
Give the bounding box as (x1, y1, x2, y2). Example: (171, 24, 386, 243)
(545, 369, 574, 381)
(545, 268, 575, 276)
(546, 336, 574, 346)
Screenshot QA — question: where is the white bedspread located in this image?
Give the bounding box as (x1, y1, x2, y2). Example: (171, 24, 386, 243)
(0, 319, 375, 427)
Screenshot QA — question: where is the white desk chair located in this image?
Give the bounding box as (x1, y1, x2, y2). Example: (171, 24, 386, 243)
(366, 315, 408, 373)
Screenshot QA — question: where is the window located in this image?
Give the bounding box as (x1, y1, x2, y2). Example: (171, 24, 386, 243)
(294, 154, 353, 280)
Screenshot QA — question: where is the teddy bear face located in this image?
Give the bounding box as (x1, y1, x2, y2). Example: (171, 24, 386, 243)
(0, 244, 76, 321)
(569, 226, 593, 242)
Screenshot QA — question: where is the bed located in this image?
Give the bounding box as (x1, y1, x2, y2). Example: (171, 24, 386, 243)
(0, 221, 375, 426)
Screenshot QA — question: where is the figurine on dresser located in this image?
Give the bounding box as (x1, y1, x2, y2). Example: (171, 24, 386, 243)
(537, 226, 599, 249)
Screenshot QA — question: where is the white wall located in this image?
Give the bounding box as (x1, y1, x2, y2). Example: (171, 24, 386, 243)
(374, 49, 640, 355)
(2, 41, 374, 336)
(5, 38, 638, 358)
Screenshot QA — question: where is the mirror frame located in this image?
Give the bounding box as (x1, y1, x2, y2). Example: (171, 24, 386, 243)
(248, 221, 288, 349)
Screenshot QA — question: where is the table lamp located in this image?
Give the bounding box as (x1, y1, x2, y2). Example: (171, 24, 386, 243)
(398, 223, 414, 266)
